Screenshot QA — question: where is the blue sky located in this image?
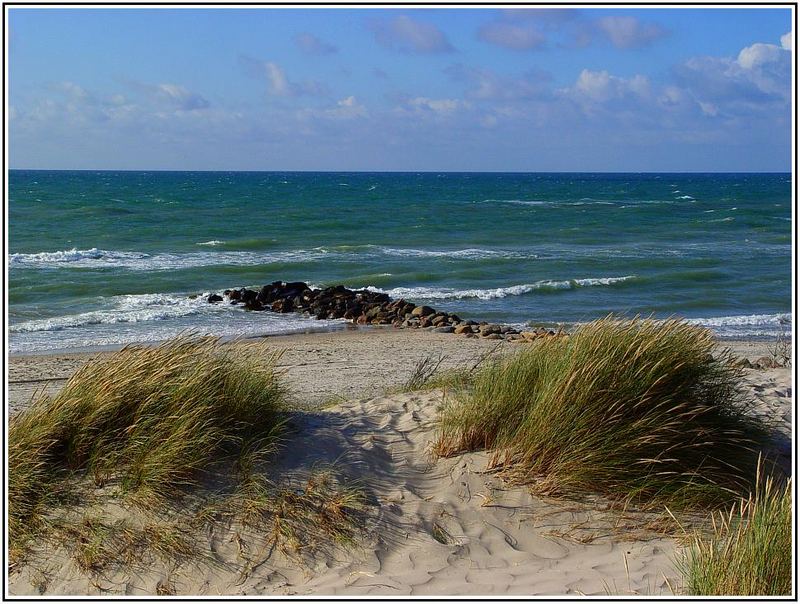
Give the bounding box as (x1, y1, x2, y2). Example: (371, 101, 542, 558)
(7, 6, 793, 171)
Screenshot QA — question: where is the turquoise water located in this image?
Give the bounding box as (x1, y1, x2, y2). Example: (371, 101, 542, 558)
(9, 170, 792, 353)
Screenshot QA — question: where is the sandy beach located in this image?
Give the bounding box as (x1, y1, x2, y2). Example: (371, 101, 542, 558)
(7, 327, 792, 596)
(7, 327, 789, 412)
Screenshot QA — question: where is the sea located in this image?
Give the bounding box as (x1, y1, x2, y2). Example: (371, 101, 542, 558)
(8, 171, 793, 354)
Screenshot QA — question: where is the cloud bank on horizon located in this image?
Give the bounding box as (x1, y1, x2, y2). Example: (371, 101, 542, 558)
(7, 7, 793, 171)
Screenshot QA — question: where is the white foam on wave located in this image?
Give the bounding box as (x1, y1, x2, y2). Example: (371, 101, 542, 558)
(376, 247, 530, 260)
(676, 195, 695, 200)
(9, 292, 347, 353)
(366, 276, 636, 301)
(10, 245, 537, 270)
(686, 313, 792, 338)
(10, 248, 149, 266)
(687, 313, 791, 328)
(9, 247, 335, 270)
(10, 293, 214, 333)
(483, 198, 680, 208)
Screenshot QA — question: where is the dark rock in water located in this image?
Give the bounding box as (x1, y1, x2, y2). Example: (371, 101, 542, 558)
(272, 298, 294, 313)
(244, 299, 265, 311)
(241, 289, 258, 304)
(285, 281, 309, 291)
(257, 285, 277, 304)
(215, 278, 548, 342)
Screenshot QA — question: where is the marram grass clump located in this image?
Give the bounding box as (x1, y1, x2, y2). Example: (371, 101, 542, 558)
(679, 476, 791, 595)
(436, 317, 771, 508)
(9, 335, 286, 551)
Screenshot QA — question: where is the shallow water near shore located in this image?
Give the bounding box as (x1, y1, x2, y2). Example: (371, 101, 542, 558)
(9, 170, 792, 353)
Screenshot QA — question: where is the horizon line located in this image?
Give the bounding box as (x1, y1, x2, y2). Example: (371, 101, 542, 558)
(7, 168, 793, 175)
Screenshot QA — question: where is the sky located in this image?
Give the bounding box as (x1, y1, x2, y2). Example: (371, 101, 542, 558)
(6, 6, 794, 172)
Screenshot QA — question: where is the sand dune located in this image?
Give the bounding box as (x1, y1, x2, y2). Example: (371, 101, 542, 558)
(10, 390, 684, 596)
(7, 330, 792, 596)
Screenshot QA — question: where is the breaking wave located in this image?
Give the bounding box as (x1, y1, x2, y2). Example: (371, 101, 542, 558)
(366, 276, 637, 301)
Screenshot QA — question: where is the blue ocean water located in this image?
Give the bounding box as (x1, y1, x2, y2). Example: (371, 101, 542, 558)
(8, 170, 793, 353)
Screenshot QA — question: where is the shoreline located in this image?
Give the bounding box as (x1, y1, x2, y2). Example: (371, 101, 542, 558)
(7, 326, 790, 414)
(8, 308, 790, 360)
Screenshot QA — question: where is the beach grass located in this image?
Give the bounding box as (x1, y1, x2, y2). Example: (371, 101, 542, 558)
(435, 316, 772, 509)
(393, 344, 505, 394)
(230, 466, 366, 561)
(9, 336, 286, 563)
(678, 475, 792, 595)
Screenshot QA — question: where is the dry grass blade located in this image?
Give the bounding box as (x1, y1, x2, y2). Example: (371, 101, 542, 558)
(435, 316, 774, 510)
(677, 474, 792, 595)
(404, 354, 447, 391)
(9, 335, 286, 566)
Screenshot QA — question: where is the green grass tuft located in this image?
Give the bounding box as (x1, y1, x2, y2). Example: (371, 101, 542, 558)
(679, 475, 792, 595)
(9, 335, 286, 559)
(436, 316, 773, 509)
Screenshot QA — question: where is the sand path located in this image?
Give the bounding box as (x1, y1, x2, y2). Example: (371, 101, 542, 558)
(7, 329, 792, 596)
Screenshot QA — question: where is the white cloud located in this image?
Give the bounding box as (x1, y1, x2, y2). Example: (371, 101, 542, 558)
(737, 43, 784, 70)
(698, 101, 719, 117)
(477, 21, 545, 51)
(444, 64, 551, 101)
(595, 16, 666, 49)
(570, 69, 650, 103)
(676, 38, 790, 109)
(294, 33, 338, 55)
(369, 15, 454, 54)
(394, 95, 469, 119)
(239, 56, 327, 98)
(408, 97, 465, 113)
(659, 85, 685, 107)
(263, 62, 291, 97)
(57, 81, 90, 101)
(781, 31, 792, 50)
(155, 83, 210, 110)
(328, 96, 367, 119)
(297, 96, 367, 122)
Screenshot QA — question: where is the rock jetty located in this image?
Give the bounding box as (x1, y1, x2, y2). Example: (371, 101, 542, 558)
(205, 281, 565, 343)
